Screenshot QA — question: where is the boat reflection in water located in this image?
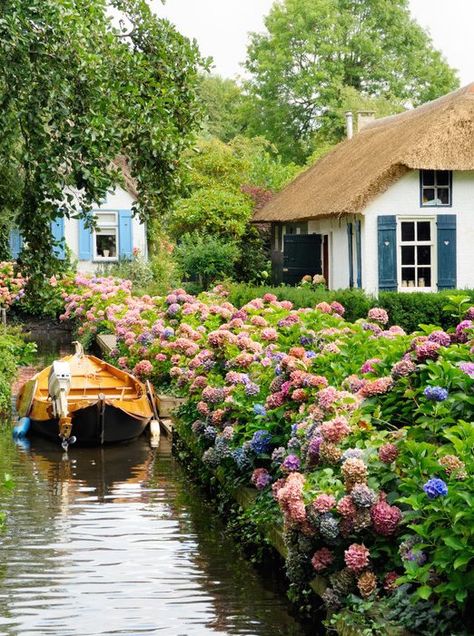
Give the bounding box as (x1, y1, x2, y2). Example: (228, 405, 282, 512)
(26, 435, 156, 507)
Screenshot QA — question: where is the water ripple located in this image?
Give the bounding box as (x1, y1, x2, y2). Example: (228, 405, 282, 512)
(0, 434, 314, 636)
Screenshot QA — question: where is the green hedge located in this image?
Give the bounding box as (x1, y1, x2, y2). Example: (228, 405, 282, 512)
(0, 327, 36, 420)
(226, 284, 474, 332)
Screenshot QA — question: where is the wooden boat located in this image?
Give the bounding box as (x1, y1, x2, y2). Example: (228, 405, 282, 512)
(16, 344, 154, 448)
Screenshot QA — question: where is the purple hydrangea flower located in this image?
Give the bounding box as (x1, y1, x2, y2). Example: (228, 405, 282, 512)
(162, 327, 174, 339)
(167, 303, 181, 316)
(459, 362, 474, 377)
(423, 477, 448, 499)
(281, 454, 301, 472)
(423, 386, 448, 401)
(307, 436, 322, 462)
(244, 381, 260, 396)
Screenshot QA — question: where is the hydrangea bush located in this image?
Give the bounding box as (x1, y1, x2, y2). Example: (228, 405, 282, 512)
(0, 262, 26, 308)
(63, 277, 474, 631)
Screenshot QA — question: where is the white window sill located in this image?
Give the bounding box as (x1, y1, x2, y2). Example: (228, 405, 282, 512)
(93, 257, 119, 263)
(398, 286, 436, 293)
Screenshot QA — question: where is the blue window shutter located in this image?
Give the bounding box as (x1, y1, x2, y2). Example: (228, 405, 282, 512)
(437, 215, 456, 290)
(355, 219, 362, 288)
(9, 228, 23, 259)
(347, 222, 354, 288)
(78, 218, 92, 260)
(378, 216, 397, 291)
(119, 210, 133, 260)
(51, 217, 65, 259)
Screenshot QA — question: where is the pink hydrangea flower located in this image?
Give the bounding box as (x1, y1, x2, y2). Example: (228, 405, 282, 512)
(312, 494, 336, 514)
(311, 548, 334, 572)
(344, 543, 370, 573)
(367, 307, 389, 325)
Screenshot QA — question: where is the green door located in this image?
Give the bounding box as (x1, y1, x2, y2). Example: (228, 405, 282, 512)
(283, 234, 322, 285)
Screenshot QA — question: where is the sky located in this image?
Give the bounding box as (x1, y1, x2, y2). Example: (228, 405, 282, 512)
(150, 0, 474, 86)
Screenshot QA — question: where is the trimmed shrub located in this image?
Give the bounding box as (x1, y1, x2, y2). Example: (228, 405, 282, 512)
(227, 284, 474, 332)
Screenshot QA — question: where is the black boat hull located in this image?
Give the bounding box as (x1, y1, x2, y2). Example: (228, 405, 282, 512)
(30, 403, 150, 446)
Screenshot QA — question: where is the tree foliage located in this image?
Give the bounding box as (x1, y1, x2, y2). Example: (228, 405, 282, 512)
(168, 136, 299, 240)
(243, 0, 459, 161)
(0, 0, 205, 279)
(199, 74, 246, 142)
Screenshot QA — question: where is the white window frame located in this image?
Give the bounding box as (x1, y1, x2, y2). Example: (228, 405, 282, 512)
(420, 170, 452, 207)
(93, 211, 119, 262)
(397, 217, 436, 292)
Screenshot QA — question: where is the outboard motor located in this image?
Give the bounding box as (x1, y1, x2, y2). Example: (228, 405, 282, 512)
(48, 362, 75, 449)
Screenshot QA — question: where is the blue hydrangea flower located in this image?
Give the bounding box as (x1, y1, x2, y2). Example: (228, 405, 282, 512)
(423, 477, 448, 499)
(250, 429, 272, 454)
(232, 447, 252, 470)
(423, 386, 448, 401)
(162, 327, 174, 339)
(253, 404, 267, 417)
(305, 350, 317, 359)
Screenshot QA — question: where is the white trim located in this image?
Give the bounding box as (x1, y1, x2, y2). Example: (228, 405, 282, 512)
(397, 216, 436, 292)
(92, 210, 119, 262)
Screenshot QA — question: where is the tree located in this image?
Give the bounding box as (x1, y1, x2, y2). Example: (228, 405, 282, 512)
(199, 74, 247, 142)
(0, 0, 205, 280)
(167, 135, 299, 239)
(243, 0, 459, 162)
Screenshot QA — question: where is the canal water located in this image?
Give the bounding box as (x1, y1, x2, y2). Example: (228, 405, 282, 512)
(0, 338, 316, 636)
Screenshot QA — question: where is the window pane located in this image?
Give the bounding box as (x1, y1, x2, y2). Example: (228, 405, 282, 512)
(422, 170, 435, 186)
(417, 245, 431, 265)
(417, 267, 431, 287)
(436, 170, 450, 186)
(401, 267, 416, 285)
(438, 188, 450, 205)
(96, 229, 117, 257)
(402, 246, 415, 265)
(422, 188, 436, 205)
(417, 221, 431, 241)
(401, 222, 415, 242)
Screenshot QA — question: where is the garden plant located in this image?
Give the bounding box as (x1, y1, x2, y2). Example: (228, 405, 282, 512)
(52, 272, 474, 634)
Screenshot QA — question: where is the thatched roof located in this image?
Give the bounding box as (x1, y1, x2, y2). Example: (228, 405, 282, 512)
(253, 83, 474, 223)
(113, 155, 138, 199)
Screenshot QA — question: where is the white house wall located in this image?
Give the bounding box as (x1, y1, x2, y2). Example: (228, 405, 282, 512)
(64, 185, 147, 273)
(362, 170, 474, 295)
(308, 217, 350, 289)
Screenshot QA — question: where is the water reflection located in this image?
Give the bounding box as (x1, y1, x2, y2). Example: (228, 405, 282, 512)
(0, 433, 315, 636)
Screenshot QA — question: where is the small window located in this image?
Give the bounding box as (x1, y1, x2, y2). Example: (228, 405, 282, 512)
(399, 218, 435, 290)
(93, 212, 118, 260)
(421, 170, 451, 206)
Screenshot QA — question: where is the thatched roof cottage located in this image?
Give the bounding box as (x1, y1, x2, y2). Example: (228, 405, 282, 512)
(254, 83, 474, 294)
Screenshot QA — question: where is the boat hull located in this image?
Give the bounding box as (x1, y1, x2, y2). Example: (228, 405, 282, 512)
(30, 403, 150, 446)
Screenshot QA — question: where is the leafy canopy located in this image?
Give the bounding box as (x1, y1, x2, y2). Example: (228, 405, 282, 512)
(243, 0, 459, 162)
(168, 136, 299, 240)
(0, 0, 206, 278)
